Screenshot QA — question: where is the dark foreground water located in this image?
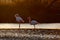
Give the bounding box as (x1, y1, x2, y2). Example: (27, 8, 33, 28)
(0, 29, 60, 40)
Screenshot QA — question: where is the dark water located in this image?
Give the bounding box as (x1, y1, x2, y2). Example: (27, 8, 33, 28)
(0, 0, 60, 23)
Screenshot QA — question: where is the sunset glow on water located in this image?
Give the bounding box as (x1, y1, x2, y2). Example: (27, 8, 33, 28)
(0, 0, 25, 5)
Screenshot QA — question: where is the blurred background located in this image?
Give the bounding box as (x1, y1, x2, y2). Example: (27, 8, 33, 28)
(0, 0, 60, 23)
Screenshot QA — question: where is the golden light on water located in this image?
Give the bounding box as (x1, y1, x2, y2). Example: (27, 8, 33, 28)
(0, 0, 25, 5)
(0, 0, 13, 5)
(0, 0, 53, 5)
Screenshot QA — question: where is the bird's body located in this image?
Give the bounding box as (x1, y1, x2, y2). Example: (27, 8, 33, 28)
(15, 14, 24, 23)
(30, 20, 38, 25)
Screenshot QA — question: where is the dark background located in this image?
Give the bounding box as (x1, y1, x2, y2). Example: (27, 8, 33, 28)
(0, 0, 60, 23)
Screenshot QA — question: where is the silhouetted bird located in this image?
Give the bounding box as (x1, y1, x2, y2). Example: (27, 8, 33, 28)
(14, 14, 24, 28)
(27, 16, 38, 29)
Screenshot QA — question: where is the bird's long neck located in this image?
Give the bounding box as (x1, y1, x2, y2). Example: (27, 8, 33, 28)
(28, 18, 31, 23)
(27, 17, 32, 23)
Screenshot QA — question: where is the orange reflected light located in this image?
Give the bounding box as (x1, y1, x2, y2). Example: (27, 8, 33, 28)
(0, 0, 15, 5)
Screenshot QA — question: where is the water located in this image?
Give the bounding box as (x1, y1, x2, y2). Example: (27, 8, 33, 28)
(0, 29, 59, 40)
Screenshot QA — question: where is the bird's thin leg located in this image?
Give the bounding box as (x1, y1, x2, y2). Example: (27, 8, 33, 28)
(19, 23, 20, 29)
(34, 25, 35, 30)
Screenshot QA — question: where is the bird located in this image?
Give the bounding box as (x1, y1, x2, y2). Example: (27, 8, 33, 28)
(14, 14, 24, 29)
(27, 16, 38, 29)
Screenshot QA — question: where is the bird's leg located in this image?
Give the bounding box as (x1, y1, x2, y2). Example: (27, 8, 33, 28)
(19, 23, 20, 29)
(34, 25, 35, 30)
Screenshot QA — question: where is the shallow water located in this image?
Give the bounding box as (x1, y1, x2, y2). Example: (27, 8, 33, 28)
(0, 29, 60, 40)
